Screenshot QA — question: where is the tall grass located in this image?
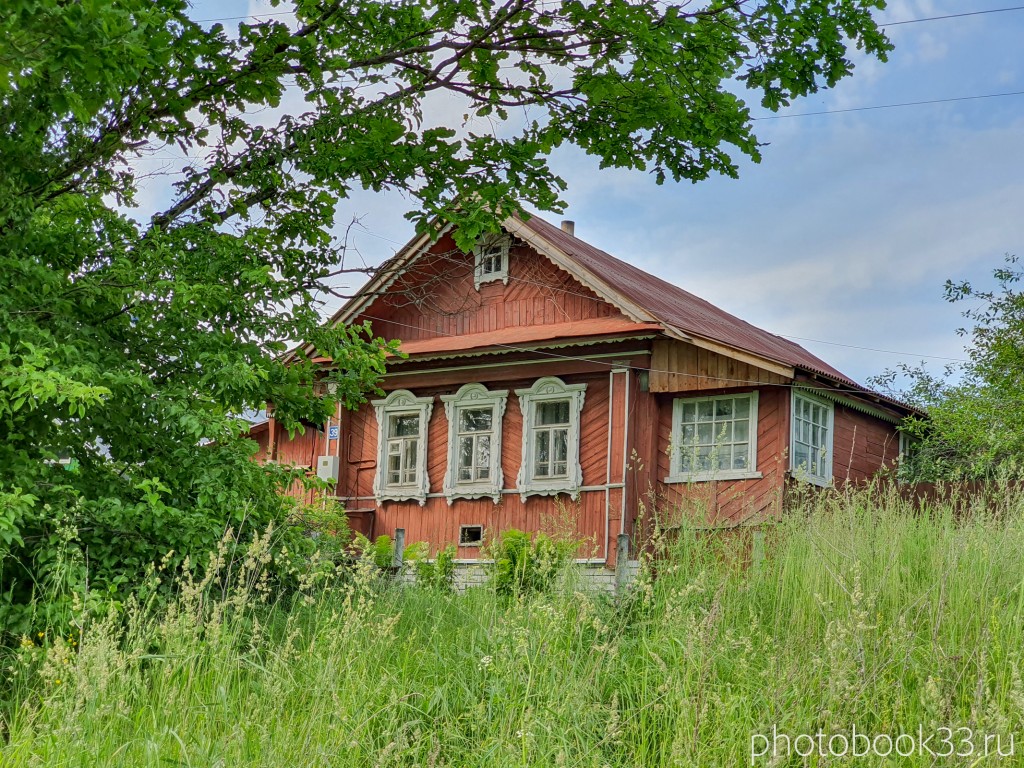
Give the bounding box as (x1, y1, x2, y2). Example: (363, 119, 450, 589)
(4, 488, 1024, 766)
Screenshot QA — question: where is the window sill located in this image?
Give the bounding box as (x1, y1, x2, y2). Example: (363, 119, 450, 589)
(664, 470, 763, 484)
(446, 487, 502, 504)
(473, 272, 509, 290)
(377, 489, 428, 507)
(517, 482, 580, 501)
(789, 471, 832, 488)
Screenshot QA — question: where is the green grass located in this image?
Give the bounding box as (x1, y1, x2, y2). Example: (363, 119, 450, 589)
(4, 488, 1024, 766)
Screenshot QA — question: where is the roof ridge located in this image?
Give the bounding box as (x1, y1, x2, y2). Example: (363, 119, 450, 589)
(514, 209, 863, 389)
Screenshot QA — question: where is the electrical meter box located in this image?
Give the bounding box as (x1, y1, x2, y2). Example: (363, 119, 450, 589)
(316, 455, 339, 483)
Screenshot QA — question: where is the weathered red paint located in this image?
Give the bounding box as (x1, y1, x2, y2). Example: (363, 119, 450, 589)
(254, 213, 917, 566)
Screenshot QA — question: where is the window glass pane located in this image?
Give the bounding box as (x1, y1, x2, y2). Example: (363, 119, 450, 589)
(459, 436, 473, 469)
(404, 439, 417, 471)
(697, 401, 714, 422)
(679, 451, 693, 472)
(734, 445, 749, 470)
(734, 397, 750, 418)
(716, 421, 733, 443)
(681, 402, 697, 422)
(696, 445, 713, 471)
(697, 422, 714, 444)
(552, 430, 569, 479)
(390, 414, 419, 437)
(460, 407, 492, 432)
(476, 435, 491, 469)
(537, 400, 570, 426)
(717, 449, 732, 470)
(715, 399, 733, 418)
(682, 423, 696, 443)
(794, 442, 809, 469)
(734, 420, 749, 443)
(535, 430, 550, 476)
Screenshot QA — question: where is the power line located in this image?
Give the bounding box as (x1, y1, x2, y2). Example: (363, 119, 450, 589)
(348, 225, 966, 363)
(753, 89, 1024, 120)
(190, 4, 1024, 27)
(361, 312, 920, 409)
(778, 335, 965, 363)
(192, 11, 293, 23)
(880, 5, 1024, 27)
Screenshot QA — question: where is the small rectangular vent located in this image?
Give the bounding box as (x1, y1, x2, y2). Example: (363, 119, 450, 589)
(459, 525, 484, 547)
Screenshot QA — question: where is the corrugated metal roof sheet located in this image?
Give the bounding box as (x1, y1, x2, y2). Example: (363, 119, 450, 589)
(393, 317, 662, 358)
(517, 213, 858, 388)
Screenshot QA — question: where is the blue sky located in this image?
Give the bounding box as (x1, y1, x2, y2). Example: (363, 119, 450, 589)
(178, 0, 1024, 386)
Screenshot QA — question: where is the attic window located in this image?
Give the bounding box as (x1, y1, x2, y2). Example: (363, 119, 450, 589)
(473, 235, 510, 289)
(459, 525, 484, 547)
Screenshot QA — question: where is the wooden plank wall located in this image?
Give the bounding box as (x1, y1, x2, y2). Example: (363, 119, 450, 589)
(831, 405, 900, 484)
(650, 339, 789, 392)
(364, 235, 625, 341)
(334, 370, 622, 563)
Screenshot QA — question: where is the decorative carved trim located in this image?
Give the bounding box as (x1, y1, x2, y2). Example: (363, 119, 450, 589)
(472, 235, 510, 289)
(441, 384, 508, 504)
(515, 377, 587, 501)
(371, 389, 434, 506)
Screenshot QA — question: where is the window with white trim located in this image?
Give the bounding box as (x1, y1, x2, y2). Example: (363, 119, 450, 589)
(897, 431, 922, 480)
(372, 390, 433, 505)
(516, 377, 586, 500)
(441, 383, 508, 503)
(666, 392, 761, 482)
(790, 391, 833, 486)
(473, 235, 510, 289)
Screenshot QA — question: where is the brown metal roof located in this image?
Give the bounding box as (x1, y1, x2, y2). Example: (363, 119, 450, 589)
(393, 317, 662, 358)
(516, 212, 858, 388)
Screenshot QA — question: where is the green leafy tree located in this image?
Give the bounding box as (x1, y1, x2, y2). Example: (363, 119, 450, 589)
(1, 0, 890, 630)
(873, 255, 1024, 480)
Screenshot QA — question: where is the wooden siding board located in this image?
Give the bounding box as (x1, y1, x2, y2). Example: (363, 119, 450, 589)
(650, 339, 790, 393)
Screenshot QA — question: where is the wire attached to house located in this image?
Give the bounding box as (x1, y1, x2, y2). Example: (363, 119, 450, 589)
(753, 90, 1024, 120)
(346, 227, 967, 364)
(358, 312, 921, 411)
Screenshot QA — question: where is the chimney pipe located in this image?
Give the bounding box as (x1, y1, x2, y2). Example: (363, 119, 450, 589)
(560, 220, 575, 236)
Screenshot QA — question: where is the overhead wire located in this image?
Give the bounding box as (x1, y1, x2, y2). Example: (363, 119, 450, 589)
(360, 312, 922, 407)
(346, 225, 967, 364)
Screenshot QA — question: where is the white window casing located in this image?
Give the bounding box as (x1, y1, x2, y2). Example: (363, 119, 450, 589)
(516, 377, 586, 500)
(473, 235, 510, 289)
(666, 391, 762, 483)
(372, 389, 434, 505)
(790, 390, 834, 487)
(441, 383, 508, 504)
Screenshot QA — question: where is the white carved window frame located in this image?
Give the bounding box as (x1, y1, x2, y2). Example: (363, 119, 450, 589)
(441, 383, 508, 504)
(372, 389, 433, 506)
(515, 377, 587, 501)
(472, 234, 510, 289)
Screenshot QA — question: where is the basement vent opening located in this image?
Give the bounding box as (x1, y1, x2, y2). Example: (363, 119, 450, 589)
(459, 525, 484, 547)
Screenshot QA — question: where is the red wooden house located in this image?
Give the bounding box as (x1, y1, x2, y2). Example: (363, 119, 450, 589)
(249, 212, 915, 568)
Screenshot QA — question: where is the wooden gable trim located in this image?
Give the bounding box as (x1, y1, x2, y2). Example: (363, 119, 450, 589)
(649, 339, 793, 393)
(502, 216, 669, 330)
(501, 217, 809, 377)
(293, 212, 799, 386)
(292, 221, 453, 360)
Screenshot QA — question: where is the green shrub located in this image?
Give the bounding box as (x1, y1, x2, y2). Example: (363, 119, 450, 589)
(410, 544, 457, 591)
(353, 534, 395, 571)
(489, 528, 575, 597)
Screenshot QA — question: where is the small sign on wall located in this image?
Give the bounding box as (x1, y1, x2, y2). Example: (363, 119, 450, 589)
(328, 425, 339, 440)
